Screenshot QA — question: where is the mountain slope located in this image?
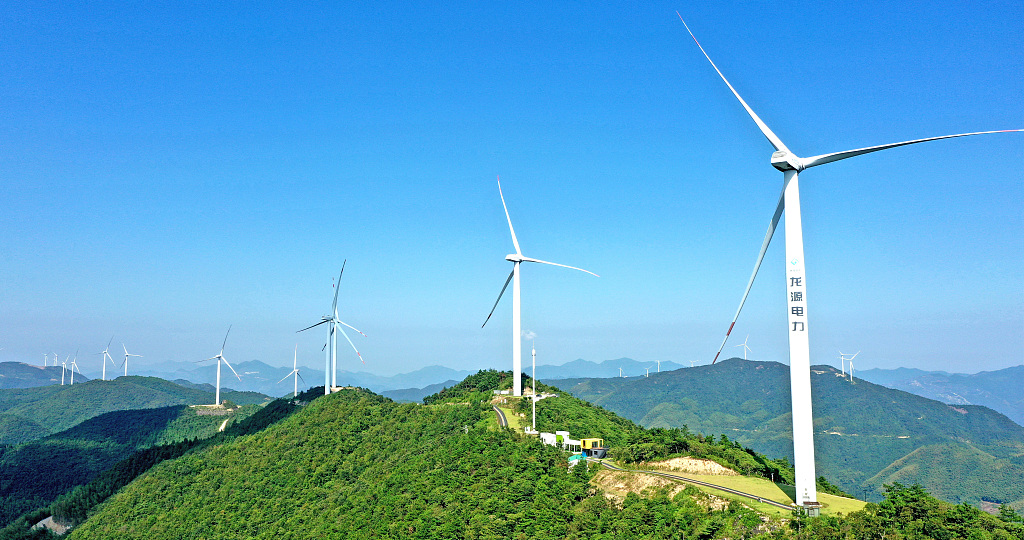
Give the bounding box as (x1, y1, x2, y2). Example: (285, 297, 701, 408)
(0, 404, 258, 527)
(858, 365, 1024, 426)
(0, 376, 269, 444)
(553, 359, 1024, 508)
(0, 363, 89, 389)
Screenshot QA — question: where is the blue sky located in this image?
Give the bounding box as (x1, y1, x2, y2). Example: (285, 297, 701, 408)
(2, 1, 1021, 378)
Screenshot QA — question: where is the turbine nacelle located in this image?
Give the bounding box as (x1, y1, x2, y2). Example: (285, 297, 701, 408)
(771, 151, 803, 172)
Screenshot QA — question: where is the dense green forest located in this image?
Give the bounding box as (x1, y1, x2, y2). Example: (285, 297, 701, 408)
(0, 376, 270, 445)
(555, 359, 1024, 507)
(0, 404, 260, 528)
(60, 381, 1024, 539)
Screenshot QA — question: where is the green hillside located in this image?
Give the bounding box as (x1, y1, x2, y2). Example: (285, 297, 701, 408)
(0, 376, 270, 444)
(52, 381, 1023, 540)
(0, 363, 86, 390)
(553, 359, 1024, 508)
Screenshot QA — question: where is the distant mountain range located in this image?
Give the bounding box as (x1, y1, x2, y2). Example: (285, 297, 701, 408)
(2, 358, 684, 400)
(0, 362, 90, 389)
(551, 358, 1024, 508)
(0, 375, 269, 445)
(857, 365, 1024, 426)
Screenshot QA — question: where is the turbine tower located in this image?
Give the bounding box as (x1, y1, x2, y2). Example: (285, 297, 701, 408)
(839, 350, 859, 378)
(680, 14, 1022, 512)
(97, 337, 116, 381)
(277, 344, 305, 399)
(481, 177, 598, 396)
(120, 344, 142, 377)
(69, 349, 81, 384)
(199, 326, 241, 406)
(735, 335, 752, 360)
(298, 262, 366, 395)
(60, 356, 67, 385)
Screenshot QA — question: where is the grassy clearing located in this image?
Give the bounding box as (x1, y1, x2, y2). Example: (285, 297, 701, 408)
(663, 472, 866, 517)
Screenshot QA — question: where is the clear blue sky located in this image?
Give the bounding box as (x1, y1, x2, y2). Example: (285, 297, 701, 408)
(2, 1, 1021, 378)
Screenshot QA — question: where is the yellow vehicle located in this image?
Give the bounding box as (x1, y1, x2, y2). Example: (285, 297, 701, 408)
(581, 438, 608, 458)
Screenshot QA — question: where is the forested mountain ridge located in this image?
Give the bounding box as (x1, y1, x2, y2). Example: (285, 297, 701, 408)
(60, 381, 1024, 539)
(0, 363, 88, 390)
(552, 358, 1024, 509)
(858, 365, 1024, 426)
(0, 404, 261, 528)
(0, 376, 270, 445)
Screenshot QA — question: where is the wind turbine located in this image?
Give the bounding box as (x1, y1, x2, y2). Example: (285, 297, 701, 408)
(679, 14, 1022, 511)
(42, 353, 48, 367)
(277, 344, 305, 399)
(839, 350, 859, 378)
(656, 360, 661, 373)
(298, 262, 366, 395)
(120, 344, 141, 377)
(69, 349, 81, 384)
(735, 335, 752, 360)
(199, 326, 241, 406)
(97, 337, 116, 381)
(481, 177, 598, 396)
(60, 356, 67, 385)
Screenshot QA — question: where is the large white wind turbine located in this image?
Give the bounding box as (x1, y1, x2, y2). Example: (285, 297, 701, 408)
(199, 326, 241, 406)
(298, 262, 366, 395)
(679, 14, 1022, 512)
(97, 337, 116, 381)
(60, 356, 68, 385)
(481, 177, 598, 397)
(839, 350, 859, 378)
(120, 344, 142, 377)
(277, 344, 305, 399)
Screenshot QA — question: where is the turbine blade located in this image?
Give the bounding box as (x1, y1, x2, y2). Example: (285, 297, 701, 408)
(482, 269, 516, 328)
(677, 13, 789, 153)
(322, 342, 327, 352)
(332, 261, 346, 314)
(337, 326, 363, 364)
(276, 371, 296, 384)
(297, 319, 329, 333)
(338, 320, 366, 337)
(297, 372, 306, 384)
(497, 176, 522, 255)
(106, 336, 113, 349)
(711, 187, 786, 364)
(222, 356, 242, 381)
(801, 129, 1023, 169)
(220, 325, 231, 354)
(519, 256, 599, 277)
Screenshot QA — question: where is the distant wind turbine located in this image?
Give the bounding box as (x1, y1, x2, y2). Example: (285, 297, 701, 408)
(42, 353, 48, 367)
(481, 177, 598, 396)
(120, 344, 141, 377)
(69, 349, 81, 385)
(198, 326, 241, 406)
(277, 344, 305, 399)
(97, 337, 116, 381)
(60, 356, 68, 385)
(839, 350, 859, 378)
(735, 335, 752, 360)
(298, 262, 366, 395)
(679, 13, 1022, 511)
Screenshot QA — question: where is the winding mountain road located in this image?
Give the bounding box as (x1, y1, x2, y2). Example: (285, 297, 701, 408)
(596, 460, 794, 511)
(492, 405, 508, 427)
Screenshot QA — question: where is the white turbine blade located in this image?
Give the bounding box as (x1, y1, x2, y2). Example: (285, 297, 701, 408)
(482, 269, 516, 328)
(677, 13, 789, 153)
(337, 326, 363, 364)
(338, 320, 366, 337)
(519, 256, 599, 277)
(220, 325, 232, 355)
(496, 176, 522, 255)
(297, 319, 330, 333)
(849, 351, 860, 360)
(712, 188, 786, 364)
(277, 370, 297, 384)
(332, 261, 346, 314)
(221, 356, 242, 381)
(801, 129, 1023, 169)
